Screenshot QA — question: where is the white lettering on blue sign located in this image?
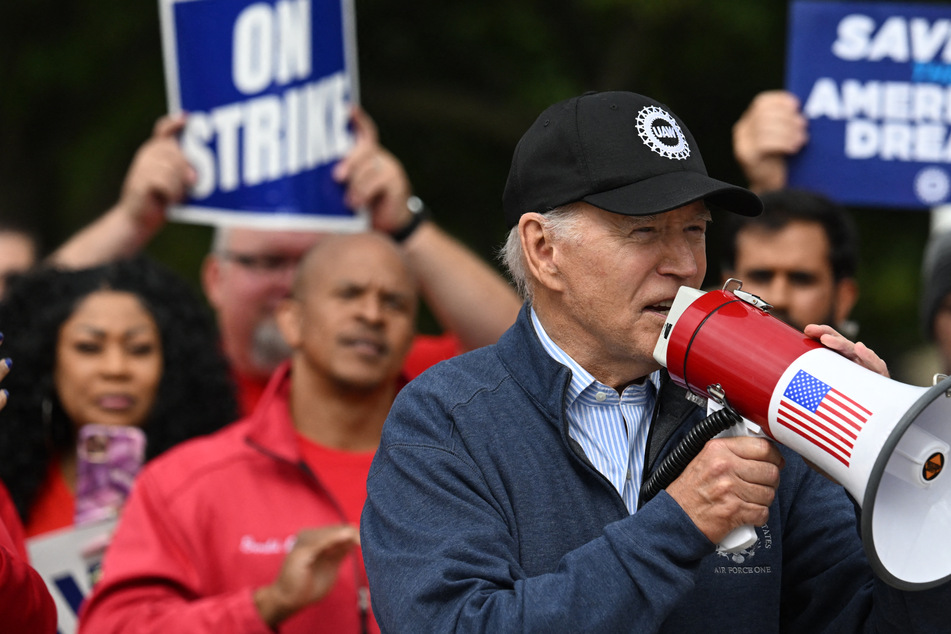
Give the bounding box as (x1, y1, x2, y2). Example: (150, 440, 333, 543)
(233, 0, 312, 95)
(804, 79, 951, 122)
(183, 72, 351, 198)
(844, 119, 951, 161)
(833, 15, 951, 63)
(803, 78, 951, 163)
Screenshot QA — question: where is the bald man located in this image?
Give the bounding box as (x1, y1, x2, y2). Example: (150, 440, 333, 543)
(79, 233, 420, 634)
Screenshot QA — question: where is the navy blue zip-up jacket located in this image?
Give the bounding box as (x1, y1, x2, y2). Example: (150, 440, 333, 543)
(362, 304, 949, 632)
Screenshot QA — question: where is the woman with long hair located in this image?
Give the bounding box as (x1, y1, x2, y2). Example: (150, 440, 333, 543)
(0, 255, 238, 536)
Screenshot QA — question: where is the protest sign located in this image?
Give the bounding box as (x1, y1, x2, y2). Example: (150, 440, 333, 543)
(786, 0, 951, 209)
(159, 0, 364, 230)
(27, 519, 118, 634)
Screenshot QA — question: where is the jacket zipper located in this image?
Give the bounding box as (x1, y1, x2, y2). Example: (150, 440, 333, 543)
(244, 438, 369, 632)
(297, 458, 371, 634)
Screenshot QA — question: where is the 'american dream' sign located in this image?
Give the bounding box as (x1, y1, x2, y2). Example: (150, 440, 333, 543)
(787, 0, 951, 209)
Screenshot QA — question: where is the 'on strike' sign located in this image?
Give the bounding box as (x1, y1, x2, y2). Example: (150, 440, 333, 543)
(159, 0, 365, 230)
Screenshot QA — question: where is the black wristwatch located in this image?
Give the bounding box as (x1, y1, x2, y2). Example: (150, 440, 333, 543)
(390, 196, 431, 243)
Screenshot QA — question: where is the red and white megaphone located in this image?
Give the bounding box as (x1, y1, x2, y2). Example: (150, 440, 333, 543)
(653, 280, 951, 590)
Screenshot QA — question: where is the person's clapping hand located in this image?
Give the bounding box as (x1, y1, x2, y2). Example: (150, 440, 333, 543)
(253, 525, 361, 627)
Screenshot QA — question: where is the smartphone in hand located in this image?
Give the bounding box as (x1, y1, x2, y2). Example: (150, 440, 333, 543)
(74, 424, 146, 527)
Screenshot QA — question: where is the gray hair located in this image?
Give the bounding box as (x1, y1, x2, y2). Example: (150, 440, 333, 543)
(498, 203, 585, 302)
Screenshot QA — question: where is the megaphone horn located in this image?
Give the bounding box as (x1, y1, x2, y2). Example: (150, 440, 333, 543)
(652, 279, 951, 591)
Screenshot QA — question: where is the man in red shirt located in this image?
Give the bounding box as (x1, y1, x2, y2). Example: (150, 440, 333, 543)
(79, 231, 428, 633)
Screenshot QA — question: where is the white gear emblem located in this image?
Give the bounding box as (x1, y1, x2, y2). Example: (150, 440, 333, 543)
(915, 166, 950, 205)
(636, 106, 690, 160)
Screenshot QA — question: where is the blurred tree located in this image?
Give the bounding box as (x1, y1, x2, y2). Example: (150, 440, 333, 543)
(0, 0, 208, 281)
(357, 0, 786, 265)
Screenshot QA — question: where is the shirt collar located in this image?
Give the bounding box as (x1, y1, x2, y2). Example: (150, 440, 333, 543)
(530, 307, 660, 407)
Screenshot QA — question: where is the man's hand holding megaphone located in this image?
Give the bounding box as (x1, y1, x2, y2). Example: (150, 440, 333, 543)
(664, 323, 891, 546)
(804, 324, 889, 378)
(653, 283, 951, 590)
(664, 423, 785, 546)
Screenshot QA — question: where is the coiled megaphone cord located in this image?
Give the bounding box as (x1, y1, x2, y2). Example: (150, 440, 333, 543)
(639, 404, 743, 505)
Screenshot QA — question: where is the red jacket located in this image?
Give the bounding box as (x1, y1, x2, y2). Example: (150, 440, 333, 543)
(78, 364, 378, 634)
(0, 480, 56, 633)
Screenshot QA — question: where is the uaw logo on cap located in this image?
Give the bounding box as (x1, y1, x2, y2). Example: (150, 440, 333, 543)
(636, 106, 690, 160)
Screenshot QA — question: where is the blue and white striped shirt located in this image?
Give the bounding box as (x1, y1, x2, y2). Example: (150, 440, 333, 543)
(531, 309, 660, 514)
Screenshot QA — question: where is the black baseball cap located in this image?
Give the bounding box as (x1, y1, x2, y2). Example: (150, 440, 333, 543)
(502, 91, 763, 228)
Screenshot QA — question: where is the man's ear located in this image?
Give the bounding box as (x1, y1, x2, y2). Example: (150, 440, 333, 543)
(519, 213, 564, 293)
(833, 276, 859, 326)
(275, 298, 303, 349)
(200, 253, 224, 310)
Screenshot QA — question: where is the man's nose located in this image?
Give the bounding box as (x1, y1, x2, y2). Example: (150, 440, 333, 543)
(357, 295, 384, 323)
(764, 276, 791, 310)
(657, 238, 700, 279)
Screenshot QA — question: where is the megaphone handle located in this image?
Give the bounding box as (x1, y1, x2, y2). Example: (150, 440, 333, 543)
(707, 401, 764, 553)
(719, 524, 758, 553)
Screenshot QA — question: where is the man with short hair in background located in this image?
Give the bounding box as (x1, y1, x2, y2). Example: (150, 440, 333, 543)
(720, 187, 860, 338)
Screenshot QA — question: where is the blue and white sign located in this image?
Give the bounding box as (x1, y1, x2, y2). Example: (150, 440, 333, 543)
(159, 0, 365, 230)
(28, 519, 117, 634)
(786, 1, 951, 209)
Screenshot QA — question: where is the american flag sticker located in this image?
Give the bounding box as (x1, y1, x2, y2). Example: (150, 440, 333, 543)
(777, 370, 873, 466)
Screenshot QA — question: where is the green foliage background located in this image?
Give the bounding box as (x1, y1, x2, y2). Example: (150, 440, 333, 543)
(0, 0, 942, 382)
